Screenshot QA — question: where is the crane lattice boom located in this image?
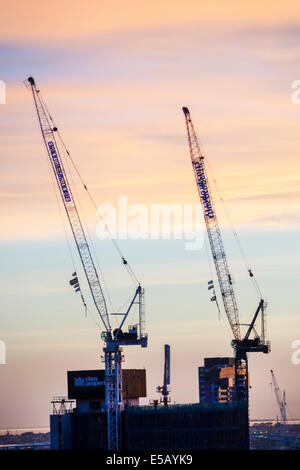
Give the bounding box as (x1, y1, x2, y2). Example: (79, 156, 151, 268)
(183, 106, 270, 419)
(27, 77, 111, 333)
(182, 106, 240, 341)
(27, 76, 147, 451)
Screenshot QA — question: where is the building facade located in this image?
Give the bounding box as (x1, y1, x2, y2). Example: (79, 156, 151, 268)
(198, 357, 236, 404)
(51, 402, 249, 450)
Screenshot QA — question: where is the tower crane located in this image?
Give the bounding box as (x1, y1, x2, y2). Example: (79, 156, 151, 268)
(270, 370, 287, 448)
(182, 107, 270, 430)
(26, 77, 147, 450)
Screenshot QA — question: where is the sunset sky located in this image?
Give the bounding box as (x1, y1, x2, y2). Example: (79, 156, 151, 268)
(0, 0, 300, 429)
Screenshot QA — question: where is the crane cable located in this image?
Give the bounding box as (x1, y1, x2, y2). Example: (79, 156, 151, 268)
(203, 230, 221, 321)
(205, 158, 263, 300)
(192, 135, 233, 333)
(203, 228, 236, 339)
(61, 138, 118, 325)
(38, 93, 140, 288)
(40, 132, 104, 328)
(36, 91, 117, 325)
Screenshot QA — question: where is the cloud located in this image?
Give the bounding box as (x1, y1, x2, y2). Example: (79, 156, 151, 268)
(227, 189, 300, 203)
(254, 211, 300, 225)
(1, 0, 300, 43)
(1, 13, 300, 239)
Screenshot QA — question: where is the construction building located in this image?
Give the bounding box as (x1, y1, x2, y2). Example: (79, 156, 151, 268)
(50, 368, 249, 450)
(198, 357, 238, 404)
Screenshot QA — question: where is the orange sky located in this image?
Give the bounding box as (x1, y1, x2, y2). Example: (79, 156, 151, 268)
(1, 0, 300, 41)
(2, 73, 300, 241)
(1, 0, 300, 428)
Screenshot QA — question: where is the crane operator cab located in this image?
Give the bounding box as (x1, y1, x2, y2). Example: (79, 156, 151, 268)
(113, 326, 138, 341)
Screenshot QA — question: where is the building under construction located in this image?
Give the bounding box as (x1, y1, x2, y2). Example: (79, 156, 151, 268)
(199, 357, 237, 404)
(50, 368, 249, 450)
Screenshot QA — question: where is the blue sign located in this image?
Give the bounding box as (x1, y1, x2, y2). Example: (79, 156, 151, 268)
(68, 370, 106, 399)
(48, 141, 71, 202)
(193, 161, 214, 219)
(74, 376, 105, 388)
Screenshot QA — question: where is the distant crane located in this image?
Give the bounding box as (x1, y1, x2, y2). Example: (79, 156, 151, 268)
(182, 107, 270, 443)
(157, 344, 171, 406)
(26, 77, 148, 450)
(271, 369, 287, 449)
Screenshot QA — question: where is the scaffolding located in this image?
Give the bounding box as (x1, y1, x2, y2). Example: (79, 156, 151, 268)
(51, 396, 75, 415)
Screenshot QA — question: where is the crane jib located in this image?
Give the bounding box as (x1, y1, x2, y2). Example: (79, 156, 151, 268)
(193, 161, 214, 219)
(48, 141, 71, 203)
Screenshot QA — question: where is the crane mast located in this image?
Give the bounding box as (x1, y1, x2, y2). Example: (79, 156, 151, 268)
(182, 107, 270, 417)
(26, 77, 147, 450)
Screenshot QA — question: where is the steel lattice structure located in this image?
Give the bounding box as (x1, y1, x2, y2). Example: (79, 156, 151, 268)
(27, 77, 147, 450)
(183, 107, 241, 341)
(182, 107, 270, 446)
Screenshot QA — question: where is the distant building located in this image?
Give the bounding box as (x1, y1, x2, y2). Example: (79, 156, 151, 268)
(198, 357, 238, 404)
